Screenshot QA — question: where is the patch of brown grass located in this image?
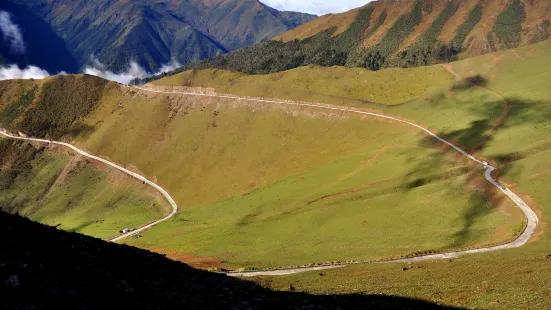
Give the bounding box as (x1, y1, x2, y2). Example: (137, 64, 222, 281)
(401, 0, 447, 50)
(462, 0, 511, 57)
(438, 0, 481, 44)
(362, 0, 416, 48)
(142, 246, 230, 270)
(274, 8, 361, 42)
(520, 0, 551, 45)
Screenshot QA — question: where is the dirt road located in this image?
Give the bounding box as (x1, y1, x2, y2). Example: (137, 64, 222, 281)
(0, 84, 538, 277)
(135, 85, 538, 277)
(0, 130, 178, 242)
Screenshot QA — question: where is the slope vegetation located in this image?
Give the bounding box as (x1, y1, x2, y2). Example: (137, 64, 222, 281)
(159, 0, 551, 77)
(0, 72, 523, 268)
(152, 65, 454, 105)
(0, 139, 169, 240)
(233, 40, 551, 308)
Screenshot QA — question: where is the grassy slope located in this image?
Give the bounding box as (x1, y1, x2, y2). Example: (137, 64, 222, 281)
(243, 40, 551, 309)
(0, 43, 535, 271)
(0, 140, 168, 239)
(124, 142, 521, 267)
(153, 65, 454, 105)
(63, 76, 518, 268)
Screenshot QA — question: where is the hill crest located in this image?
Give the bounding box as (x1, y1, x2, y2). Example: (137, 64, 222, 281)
(165, 0, 550, 77)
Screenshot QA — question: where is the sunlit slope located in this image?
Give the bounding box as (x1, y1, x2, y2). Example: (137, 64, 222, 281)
(153, 65, 455, 105)
(71, 86, 520, 267)
(160, 0, 550, 78)
(0, 71, 524, 267)
(0, 140, 168, 239)
(244, 40, 551, 308)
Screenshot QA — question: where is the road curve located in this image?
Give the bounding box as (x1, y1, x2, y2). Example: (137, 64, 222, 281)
(0, 130, 178, 242)
(134, 85, 539, 277)
(0, 85, 538, 276)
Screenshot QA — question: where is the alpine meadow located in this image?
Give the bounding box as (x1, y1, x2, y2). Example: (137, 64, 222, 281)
(1, 0, 550, 309)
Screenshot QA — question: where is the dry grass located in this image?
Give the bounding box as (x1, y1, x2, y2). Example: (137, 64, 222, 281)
(520, 0, 551, 45)
(401, 0, 447, 49)
(362, 0, 417, 48)
(462, 0, 511, 57)
(274, 8, 361, 42)
(438, 0, 480, 44)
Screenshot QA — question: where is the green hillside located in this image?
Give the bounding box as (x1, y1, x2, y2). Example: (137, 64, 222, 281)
(0, 71, 522, 269)
(235, 40, 551, 309)
(0, 139, 169, 239)
(2, 38, 550, 309)
(153, 65, 454, 105)
(147, 37, 551, 307)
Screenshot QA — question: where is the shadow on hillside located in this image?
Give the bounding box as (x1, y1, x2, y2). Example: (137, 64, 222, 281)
(450, 75, 489, 92)
(0, 211, 462, 309)
(65, 124, 96, 138)
(408, 95, 551, 248)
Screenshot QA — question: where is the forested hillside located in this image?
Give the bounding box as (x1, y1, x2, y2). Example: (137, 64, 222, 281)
(158, 0, 550, 76)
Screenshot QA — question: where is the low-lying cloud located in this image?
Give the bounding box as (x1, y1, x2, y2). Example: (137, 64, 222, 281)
(0, 10, 25, 53)
(0, 64, 51, 80)
(84, 57, 181, 84)
(0, 10, 53, 81)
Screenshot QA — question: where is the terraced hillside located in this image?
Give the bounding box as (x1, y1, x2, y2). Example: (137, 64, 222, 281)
(0, 71, 523, 269)
(156, 0, 551, 77)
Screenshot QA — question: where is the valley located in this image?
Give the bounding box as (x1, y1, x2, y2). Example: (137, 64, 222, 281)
(0, 60, 534, 270)
(2, 1, 551, 308)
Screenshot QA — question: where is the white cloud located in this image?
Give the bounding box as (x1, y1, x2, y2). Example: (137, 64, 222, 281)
(84, 57, 181, 84)
(0, 10, 25, 54)
(261, 0, 371, 15)
(0, 64, 51, 80)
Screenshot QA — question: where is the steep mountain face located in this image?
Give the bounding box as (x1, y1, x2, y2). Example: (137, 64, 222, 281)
(175, 0, 551, 75)
(159, 0, 317, 51)
(1, 0, 315, 73)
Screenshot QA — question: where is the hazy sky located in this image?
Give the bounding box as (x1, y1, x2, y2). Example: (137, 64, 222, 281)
(261, 0, 371, 16)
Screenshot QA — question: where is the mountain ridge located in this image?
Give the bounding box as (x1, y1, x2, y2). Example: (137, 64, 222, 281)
(158, 0, 550, 77)
(0, 0, 315, 73)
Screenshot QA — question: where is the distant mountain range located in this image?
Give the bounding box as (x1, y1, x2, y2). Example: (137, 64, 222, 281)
(0, 0, 315, 73)
(172, 0, 551, 75)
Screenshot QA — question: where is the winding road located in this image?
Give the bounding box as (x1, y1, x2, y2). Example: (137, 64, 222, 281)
(0, 130, 178, 243)
(0, 85, 539, 277)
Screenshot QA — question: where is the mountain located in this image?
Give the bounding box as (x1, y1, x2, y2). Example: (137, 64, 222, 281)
(170, 0, 551, 75)
(2, 25, 551, 308)
(0, 1, 78, 73)
(0, 0, 315, 73)
(159, 0, 317, 51)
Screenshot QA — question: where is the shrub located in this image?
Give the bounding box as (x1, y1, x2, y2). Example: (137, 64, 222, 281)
(492, 0, 526, 49)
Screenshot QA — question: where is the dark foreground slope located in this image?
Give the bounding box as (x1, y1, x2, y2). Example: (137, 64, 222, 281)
(0, 212, 458, 309)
